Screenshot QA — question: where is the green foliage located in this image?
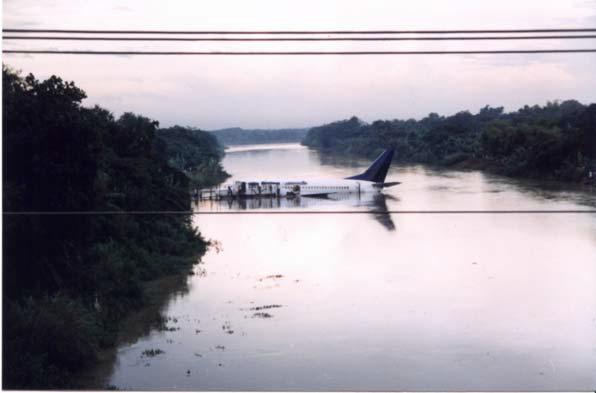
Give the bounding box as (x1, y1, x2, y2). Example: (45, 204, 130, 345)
(157, 126, 230, 188)
(302, 101, 596, 183)
(2, 66, 218, 388)
(3, 295, 101, 389)
(303, 116, 365, 151)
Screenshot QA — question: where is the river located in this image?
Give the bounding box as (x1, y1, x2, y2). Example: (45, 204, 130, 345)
(91, 143, 596, 390)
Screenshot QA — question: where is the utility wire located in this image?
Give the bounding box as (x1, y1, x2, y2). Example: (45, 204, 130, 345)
(4, 35, 596, 41)
(4, 49, 596, 55)
(3, 210, 596, 215)
(4, 28, 596, 35)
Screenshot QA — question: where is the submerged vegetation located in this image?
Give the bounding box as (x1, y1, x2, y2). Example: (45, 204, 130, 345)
(303, 101, 596, 183)
(2, 66, 225, 389)
(141, 348, 165, 358)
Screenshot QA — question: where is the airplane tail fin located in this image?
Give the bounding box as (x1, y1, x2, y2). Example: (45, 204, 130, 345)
(346, 149, 394, 183)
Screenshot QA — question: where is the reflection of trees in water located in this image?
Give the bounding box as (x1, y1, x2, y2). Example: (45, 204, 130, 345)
(120, 275, 191, 344)
(483, 176, 596, 209)
(313, 149, 370, 169)
(76, 274, 193, 388)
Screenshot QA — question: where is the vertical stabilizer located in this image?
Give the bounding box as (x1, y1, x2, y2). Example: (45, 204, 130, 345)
(346, 149, 394, 183)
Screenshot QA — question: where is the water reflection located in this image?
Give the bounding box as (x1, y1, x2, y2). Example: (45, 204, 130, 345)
(369, 193, 396, 231)
(98, 144, 596, 391)
(196, 192, 397, 231)
(483, 176, 596, 209)
(75, 274, 193, 388)
(315, 150, 369, 169)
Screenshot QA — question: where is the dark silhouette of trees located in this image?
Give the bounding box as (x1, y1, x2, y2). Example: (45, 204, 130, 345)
(2, 66, 222, 388)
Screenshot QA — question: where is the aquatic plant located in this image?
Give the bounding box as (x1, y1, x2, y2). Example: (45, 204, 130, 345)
(141, 349, 165, 357)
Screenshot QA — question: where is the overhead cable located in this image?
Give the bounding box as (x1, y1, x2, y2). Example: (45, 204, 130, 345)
(4, 34, 596, 42)
(4, 28, 596, 35)
(4, 49, 596, 55)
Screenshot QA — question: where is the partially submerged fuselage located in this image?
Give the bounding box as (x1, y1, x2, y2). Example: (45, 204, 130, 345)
(197, 149, 399, 200)
(212, 178, 386, 199)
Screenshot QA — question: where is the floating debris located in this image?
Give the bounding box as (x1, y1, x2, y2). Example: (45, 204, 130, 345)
(222, 321, 234, 334)
(141, 349, 165, 358)
(195, 329, 202, 334)
(258, 274, 284, 281)
(194, 267, 207, 277)
(214, 345, 226, 351)
(158, 326, 180, 332)
(194, 353, 203, 357)
(252, 312, 273, 319)
(250, 304, 282, 311)
(209, 240, 224, 253)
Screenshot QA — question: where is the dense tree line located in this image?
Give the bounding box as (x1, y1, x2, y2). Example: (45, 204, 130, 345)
(210, 127, 309, 146)
(158, 126, 230, 188)
(2, 67, 222, 388)
(302, 101, 596, 183)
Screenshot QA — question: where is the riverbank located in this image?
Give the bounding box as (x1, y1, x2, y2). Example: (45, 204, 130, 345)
(2, 67, 222, 389)
(305, 144, 596, 192)
(73, 272, 195, 389)
(302, 101, 596, 185)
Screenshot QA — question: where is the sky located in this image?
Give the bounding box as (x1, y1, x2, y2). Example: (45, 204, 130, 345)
(2, 0, 596, 129)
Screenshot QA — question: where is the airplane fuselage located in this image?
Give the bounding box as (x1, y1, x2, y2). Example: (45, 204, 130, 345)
(197, 149, 398, 200)
(280, 179, 380, 196)
(212, 178, 383, 199)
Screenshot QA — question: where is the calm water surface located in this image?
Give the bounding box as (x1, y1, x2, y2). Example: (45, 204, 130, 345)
(101, 144, 596, 390)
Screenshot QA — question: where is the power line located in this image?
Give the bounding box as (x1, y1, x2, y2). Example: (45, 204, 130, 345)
(3, 210, 596, 215)
(4, 34, 596, 42)
(4, 49, 596, 55)
(4, 28, 596, 35)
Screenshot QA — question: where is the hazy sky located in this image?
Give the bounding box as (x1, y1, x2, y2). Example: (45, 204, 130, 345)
(3, 0, 596, 129)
